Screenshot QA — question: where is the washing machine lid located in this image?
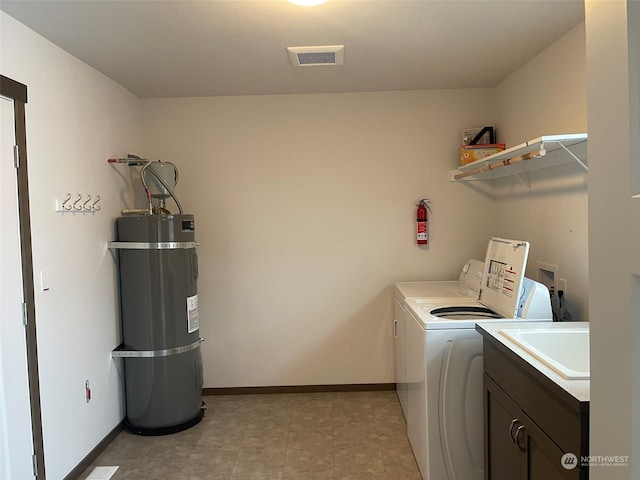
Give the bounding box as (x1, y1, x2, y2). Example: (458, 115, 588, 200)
(478, 237, 530, 319)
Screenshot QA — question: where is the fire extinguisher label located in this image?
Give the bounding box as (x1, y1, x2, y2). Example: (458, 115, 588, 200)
(187, 294, 199, 333)
(417, 221, 428, 241)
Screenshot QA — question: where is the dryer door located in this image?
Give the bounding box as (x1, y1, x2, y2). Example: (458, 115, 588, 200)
(428, 329, 484, 480)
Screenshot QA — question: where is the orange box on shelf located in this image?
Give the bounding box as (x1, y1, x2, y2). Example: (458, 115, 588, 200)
(460, 143, 505, 165)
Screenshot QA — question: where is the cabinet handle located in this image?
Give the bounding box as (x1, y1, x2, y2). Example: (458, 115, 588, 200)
(393, 319, 398, 338)
(509, 419, 520, 444)
(515, 425, 526, 452)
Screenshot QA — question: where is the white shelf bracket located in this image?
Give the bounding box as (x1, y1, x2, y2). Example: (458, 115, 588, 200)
(553, 141, 588, 171)
(512, 172, 531, 192)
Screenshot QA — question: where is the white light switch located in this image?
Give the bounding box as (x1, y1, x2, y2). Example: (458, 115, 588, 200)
(40, 269, 50, 292)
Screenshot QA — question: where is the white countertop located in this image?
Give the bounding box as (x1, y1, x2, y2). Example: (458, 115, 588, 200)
(476, 321, 590, 403)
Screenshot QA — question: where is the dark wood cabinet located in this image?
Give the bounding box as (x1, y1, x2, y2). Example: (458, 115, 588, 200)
(480, 331, 589, 480)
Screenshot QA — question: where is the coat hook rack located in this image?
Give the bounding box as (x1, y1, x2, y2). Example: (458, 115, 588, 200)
(55, 193, 102, 213)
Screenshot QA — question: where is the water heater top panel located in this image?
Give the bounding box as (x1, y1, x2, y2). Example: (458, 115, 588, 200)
(116, 214, 195, 243)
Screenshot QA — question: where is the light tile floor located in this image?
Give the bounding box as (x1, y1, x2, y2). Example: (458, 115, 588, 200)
(78, 391, 421, 480)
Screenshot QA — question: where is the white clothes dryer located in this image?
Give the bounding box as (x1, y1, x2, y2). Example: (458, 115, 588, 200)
(401, 238, 553, 480)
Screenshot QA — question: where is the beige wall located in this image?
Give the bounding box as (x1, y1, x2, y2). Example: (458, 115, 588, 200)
(139, 22, 591, 388)
(493, 23, 589, 320)
(586, 1, 639, 478)
(1, 11, 141, 480)
(496, 23, 587, 147)
(140, 90, 497, 387)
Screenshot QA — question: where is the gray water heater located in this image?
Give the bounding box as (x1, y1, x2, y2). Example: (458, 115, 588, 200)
(113, 214, 204, 435)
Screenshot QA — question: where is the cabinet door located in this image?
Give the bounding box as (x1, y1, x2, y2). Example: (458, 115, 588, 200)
(521, 411, 582, 480)
(485, 374, 584, 480)
(526, 435, 570, 480)
(485, 373, 521, 480)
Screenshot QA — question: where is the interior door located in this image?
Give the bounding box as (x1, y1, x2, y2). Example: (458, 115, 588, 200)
(0, 94, 35, 479)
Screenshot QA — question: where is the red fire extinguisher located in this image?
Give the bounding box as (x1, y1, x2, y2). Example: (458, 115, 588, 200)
(416, 199, 431, 245)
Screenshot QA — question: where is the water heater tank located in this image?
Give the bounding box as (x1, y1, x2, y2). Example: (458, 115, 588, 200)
(113, 214, 204, 435)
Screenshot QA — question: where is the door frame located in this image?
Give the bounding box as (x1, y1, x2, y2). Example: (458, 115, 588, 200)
(1, 74, 46, 479)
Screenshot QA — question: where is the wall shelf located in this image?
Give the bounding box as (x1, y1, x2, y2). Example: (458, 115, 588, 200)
(449, 134, 588, 183)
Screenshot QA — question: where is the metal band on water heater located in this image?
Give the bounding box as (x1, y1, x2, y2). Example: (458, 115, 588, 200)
(112, 337, 205, 358)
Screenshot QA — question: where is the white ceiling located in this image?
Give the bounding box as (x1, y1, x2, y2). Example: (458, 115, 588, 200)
(1, 0, 585, 99)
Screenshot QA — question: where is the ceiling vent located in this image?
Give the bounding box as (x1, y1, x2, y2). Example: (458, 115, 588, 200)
(287, 45, 344, 66)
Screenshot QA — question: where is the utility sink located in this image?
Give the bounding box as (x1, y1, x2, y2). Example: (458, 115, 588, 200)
(499, 327, 590, 379)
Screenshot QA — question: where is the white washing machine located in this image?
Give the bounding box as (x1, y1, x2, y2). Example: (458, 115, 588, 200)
(393, 259, 485, 415)
(402, 238, 553, 480)
(394, 258, 485, 300)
